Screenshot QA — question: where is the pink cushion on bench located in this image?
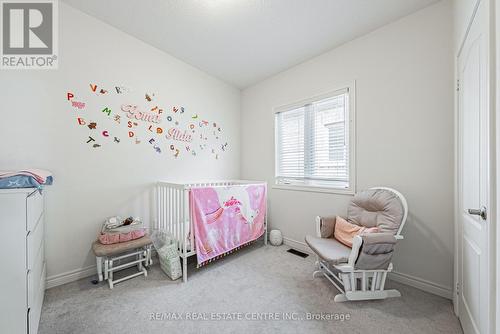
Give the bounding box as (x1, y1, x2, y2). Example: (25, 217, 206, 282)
(92, 235, 152, 257)
(98, 229, 146, 245)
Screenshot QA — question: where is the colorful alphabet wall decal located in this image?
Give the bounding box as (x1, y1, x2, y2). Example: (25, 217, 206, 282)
(66, 83, 229, 160)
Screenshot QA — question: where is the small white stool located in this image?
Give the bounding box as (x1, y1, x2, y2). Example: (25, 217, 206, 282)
(92, 236, 153, 289)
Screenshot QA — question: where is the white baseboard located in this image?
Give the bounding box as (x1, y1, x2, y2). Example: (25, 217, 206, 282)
(389, 270, 453, 300)
(48, 238, 454, 300)
(283, 236, 453, 300)
(46, 251, 160, 289)
(46, 265, 97, 289)
(47, 238, 296, 289)
(282, 237, 312, 255)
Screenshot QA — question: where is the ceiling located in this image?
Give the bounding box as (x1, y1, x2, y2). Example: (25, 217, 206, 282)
(63, 0, 440, 88)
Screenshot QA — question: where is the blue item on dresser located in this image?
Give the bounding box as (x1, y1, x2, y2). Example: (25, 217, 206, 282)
(0, 175, 53, 189)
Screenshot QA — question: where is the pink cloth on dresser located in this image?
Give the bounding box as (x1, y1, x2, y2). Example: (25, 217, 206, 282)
(98, 229, 146, 245)
(0, 169, 52, 184)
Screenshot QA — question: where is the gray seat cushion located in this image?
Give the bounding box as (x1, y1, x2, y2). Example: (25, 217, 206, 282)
(347, 188, 404, 234)
(305, 235, 351, 265)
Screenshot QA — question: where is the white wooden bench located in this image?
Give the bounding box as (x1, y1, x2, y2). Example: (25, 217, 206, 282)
(92, 236, 153, 289)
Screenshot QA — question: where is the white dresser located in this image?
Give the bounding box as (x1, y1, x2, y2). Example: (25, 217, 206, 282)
(0, 188, 46, 334)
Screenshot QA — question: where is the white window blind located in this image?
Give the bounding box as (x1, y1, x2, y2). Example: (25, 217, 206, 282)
(275, 88, 351, 189)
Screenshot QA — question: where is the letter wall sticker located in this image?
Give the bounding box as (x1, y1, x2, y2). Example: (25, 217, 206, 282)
(66, 82, 228, 160)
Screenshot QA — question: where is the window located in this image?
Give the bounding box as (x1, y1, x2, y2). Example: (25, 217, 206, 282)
(274, 86, 355, 191)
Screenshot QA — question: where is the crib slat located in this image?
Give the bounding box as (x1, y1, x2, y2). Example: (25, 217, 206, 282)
(165, 186, 168, 229)
(180, 188, 185, 252)
(166, 187, 169, 230)
(154, 184, 161, 228)
(177, 189, 181, 244)
(159, 186, 162, 229)
(174, 189, 179, 240)
(165, 187, 169, 231)
(189, 189, 194, 252)
(173, 188, 176, 241)
(159, 185, 162, 229)
(162, 185, 166, 229)
(158, 185, 161, 229)
(177, 188, 181, 244)
(167, 186, 170, 231)
(179, 188, 183, 252)
(169, 187, 173, 233)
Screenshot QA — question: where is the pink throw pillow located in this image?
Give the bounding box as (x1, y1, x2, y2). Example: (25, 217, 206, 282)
(334, 216, 379, 247)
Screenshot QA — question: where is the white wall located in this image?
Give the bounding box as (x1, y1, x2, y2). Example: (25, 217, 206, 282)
(0, 3, 241, 284)
(241, 0, 454, 297)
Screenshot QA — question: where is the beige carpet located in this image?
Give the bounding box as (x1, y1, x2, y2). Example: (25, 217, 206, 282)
(39, 242, 463, 334)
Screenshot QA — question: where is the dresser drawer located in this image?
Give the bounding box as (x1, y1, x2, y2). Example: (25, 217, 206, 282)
(26, 190, 43, 233)
(27, 262, 45, 334)
(27, 243, 44, 310)
(27, 215, 44, 271)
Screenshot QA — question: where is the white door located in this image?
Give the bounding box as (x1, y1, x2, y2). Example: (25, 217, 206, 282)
(457, 1, 491, 333)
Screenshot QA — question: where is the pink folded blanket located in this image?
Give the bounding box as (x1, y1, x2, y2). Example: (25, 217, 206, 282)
(0, 169, 52, 184)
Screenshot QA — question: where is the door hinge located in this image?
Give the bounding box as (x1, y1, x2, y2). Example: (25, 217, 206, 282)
(456, 79, 460, 91)
(456, 282, 460, 296)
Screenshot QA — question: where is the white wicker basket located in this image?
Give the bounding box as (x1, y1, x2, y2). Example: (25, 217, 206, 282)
(151, 230, 182, 280)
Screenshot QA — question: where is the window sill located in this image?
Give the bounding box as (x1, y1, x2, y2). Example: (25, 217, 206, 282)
(272, 184, 355, 195)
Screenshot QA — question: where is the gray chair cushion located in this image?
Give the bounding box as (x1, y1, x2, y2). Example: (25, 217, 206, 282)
(305, 235, 351, 265)
(319, 216, 336, 238)
(355, 233, 397, 270)
(347, 188, 404, 234)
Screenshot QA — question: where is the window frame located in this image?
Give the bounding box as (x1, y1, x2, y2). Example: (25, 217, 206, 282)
(273, 82, 356, 195)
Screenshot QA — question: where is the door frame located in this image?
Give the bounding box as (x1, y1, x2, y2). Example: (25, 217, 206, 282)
(454, 0, 497, 333)
(495, 0, 500, 329)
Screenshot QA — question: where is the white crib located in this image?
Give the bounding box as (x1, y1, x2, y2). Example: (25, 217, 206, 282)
(154, 180, 268, 282)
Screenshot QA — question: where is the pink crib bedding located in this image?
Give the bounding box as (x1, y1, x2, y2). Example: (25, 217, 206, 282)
(190, 183, 266, 266)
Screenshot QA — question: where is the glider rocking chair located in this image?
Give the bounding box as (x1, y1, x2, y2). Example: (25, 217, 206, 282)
(305, 187, 408, 302)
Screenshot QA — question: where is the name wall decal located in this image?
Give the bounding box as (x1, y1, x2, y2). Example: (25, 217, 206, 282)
(166, 128, 193, 142)
(121, 104, 162, 124)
